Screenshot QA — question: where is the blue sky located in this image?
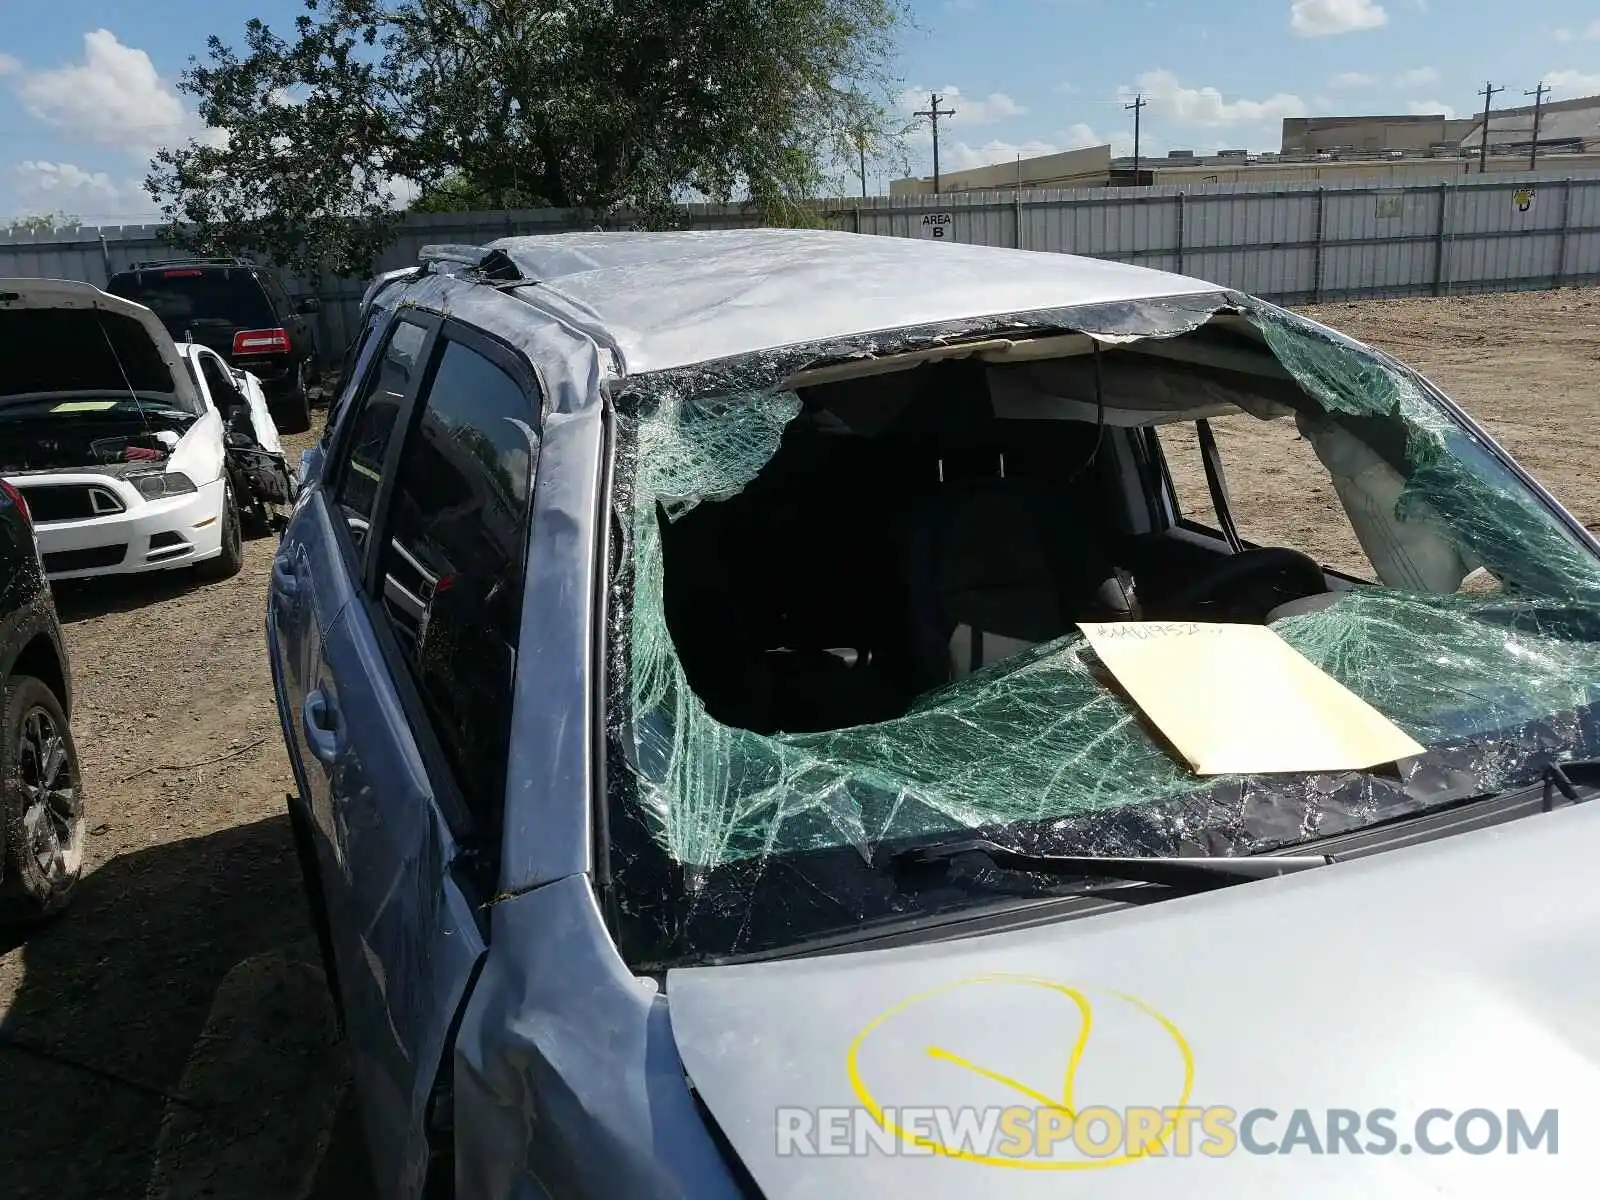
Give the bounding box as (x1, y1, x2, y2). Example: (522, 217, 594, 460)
(3, 0, 1599, 221)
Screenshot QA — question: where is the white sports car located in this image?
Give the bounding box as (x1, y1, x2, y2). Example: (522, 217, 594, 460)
(0, 278, 294, 581)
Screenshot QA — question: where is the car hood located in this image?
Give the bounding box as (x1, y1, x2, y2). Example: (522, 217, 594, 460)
(0, 277, 201, 413)
(667, 801, 1600, 1197)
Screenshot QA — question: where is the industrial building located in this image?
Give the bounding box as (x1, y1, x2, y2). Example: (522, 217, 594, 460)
(1455, 93, 1600, 158)
(1281, 114, 1476, 156)
(888, 96, 1600, 197)
(888, 145, 1112, 197)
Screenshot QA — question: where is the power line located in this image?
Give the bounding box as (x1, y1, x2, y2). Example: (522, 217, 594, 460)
(1526, 81, 1550, 170)
(1477, 80, 1504, 174)
(1124, 93, 1147, 183)
(914, 92, 956, 196)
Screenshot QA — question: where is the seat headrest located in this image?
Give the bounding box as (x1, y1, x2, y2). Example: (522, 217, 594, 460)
(884, 361, 1001, 482)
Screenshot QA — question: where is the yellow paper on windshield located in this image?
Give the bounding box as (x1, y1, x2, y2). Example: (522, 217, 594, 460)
(1078, 621, 1425, 776)
(50, 400, 118, 412)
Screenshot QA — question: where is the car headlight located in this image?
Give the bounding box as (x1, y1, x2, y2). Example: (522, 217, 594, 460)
(132, 472, 198, 500)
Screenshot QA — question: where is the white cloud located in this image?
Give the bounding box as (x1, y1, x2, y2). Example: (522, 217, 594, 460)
(1333, 71, 1378, 88)
(16, 160, 119, 196)
(11, 160, 124, 212)
(898, 85, 1027, 128)
(1125, 69, 1308, 125)
(1547, 69, 1600, 94)
(9, 30, 214, 158)
(1407, 100, 1457, 118)
(1551, 19, 1600, 40)
(946, 140, 1059, 171)
(1063, 123, 1103, 149)
(0, 53, 20, 77)
(1291, 0, 1389, 37)
(1394, 66, 1439, 87)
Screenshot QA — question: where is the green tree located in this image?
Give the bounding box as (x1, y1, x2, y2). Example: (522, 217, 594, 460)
(147, 0, 910, 278)
(4, 212, 81, 236)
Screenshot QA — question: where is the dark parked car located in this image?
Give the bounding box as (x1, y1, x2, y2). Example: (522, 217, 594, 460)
(106, 257, 322, 435)
(270, 231, 1600, 1199)
(0, 478, 84, 923)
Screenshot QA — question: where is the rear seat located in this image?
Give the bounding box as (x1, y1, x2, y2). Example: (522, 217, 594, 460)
(882, 364, 1135, 689)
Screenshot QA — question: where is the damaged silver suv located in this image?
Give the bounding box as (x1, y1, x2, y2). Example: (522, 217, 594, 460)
(270, 230, 1600, 1200)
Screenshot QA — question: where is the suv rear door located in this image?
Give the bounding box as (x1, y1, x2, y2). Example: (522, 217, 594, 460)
(277, 312, 544, 1198)
(268, 311, 431, 943)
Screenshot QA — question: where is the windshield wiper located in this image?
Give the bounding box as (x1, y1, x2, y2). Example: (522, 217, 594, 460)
(1541, 758, 1600, 807)
(891, 839, 1334, 891)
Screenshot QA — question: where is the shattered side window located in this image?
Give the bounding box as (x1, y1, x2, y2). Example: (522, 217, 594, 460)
(606, 308, 1600, 964)
(1249, 309, 1600, 599)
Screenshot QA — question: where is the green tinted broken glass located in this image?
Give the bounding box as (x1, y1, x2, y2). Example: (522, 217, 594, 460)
(617, 316, 1600, 870)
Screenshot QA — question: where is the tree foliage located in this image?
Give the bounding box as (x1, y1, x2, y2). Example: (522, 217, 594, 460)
(147, 0, 910, 277)
(4, 212, 81, 236)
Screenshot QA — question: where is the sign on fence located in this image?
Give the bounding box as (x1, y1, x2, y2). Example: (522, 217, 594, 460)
(919, 212, 954, 240)
(1513, 187, 1535, 213)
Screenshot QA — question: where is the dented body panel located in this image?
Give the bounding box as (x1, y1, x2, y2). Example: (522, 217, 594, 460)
(267, 231, 1600, 1200)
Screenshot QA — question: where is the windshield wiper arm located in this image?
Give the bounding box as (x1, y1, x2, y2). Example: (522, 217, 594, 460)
(891, 839, 1334, 891)
(1542, 758, 1600, 808)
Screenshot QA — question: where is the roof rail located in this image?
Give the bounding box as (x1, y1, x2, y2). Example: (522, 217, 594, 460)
(124, 256, 254, 271)
(417, 244, 524, 282)
(417, 244, 489, 269)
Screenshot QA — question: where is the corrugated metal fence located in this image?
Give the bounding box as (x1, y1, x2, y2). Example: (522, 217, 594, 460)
(833, 171, 1597, 305)
(3, 170, 1594, 367)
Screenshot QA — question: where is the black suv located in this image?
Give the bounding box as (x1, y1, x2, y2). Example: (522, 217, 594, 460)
(0, 479, 85, 923)
(106, 257, 322, 434)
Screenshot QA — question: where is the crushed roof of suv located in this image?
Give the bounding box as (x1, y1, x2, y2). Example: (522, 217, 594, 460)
(480, 228, 1223, 375)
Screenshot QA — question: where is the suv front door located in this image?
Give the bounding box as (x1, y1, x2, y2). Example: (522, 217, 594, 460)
(282, 312, 545, 1198)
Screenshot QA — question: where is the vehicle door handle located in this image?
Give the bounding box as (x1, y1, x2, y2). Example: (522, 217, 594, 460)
(271, 555, 300, 602)
(302, 689, 343, 764)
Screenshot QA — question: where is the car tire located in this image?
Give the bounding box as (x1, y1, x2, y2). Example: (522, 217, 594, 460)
(273, 365, 314, 436)
(0, 675, 87, 923)
(197, 480, 245, 581)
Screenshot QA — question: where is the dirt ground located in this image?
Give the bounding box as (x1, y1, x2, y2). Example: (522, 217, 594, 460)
(0, 415, 373, 1200)
(1, 287, 1598, 1199)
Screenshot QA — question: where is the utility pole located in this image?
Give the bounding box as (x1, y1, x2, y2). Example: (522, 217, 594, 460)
(915, 92, 956, 195)
(857, 130, 868, 199)
(1477, 81, 1504, 173)
(1526, 82, 1549, 170)
(1125, 93, 1147, 183)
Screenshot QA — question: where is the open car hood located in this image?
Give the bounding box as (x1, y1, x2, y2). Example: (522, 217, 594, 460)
(0, 277, 200, 412)
(667, 800, 1600, 1197)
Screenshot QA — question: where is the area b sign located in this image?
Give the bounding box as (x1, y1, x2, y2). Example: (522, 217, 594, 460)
(919, 212, 954, 240)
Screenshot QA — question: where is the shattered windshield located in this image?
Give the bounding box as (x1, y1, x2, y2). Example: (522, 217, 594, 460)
(603, 299, 1600, 966)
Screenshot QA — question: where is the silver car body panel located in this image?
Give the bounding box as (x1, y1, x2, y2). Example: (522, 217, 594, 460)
(667, 797, 1600, 1197)
(487, 228, 1221, 374)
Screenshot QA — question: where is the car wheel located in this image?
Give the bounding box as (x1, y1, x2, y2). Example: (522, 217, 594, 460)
(0, 675, 87, 923)
(197, 480, 245, 581)
(273, 366, 313, 435)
